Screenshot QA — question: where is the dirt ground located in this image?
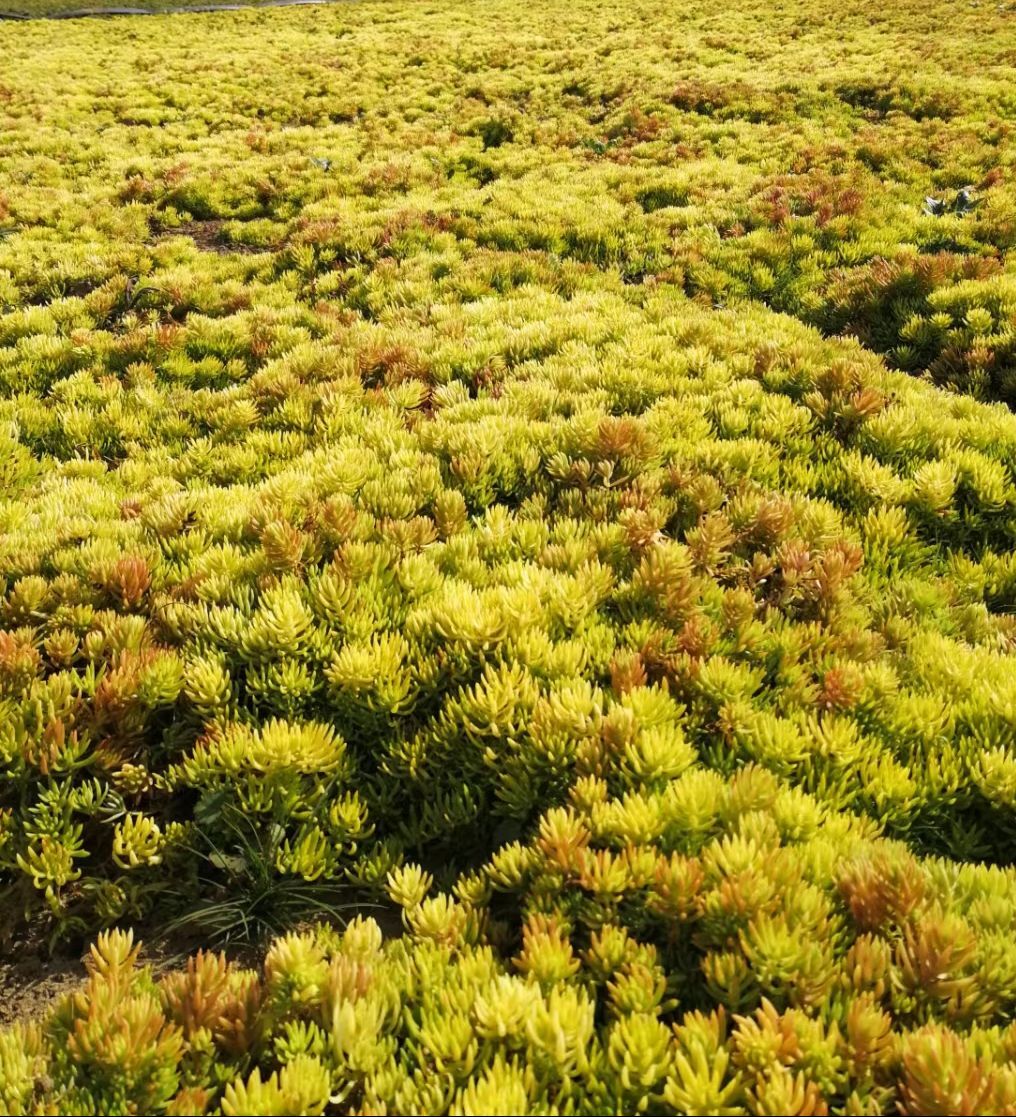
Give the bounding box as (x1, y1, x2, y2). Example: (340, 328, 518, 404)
(0, 948, 87, 1028)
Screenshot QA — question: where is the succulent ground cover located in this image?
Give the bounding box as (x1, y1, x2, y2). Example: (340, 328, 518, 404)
(1, 0, 1016, 1112)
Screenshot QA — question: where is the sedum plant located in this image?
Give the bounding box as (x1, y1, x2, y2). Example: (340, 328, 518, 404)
(0, 0, 1015, 1112)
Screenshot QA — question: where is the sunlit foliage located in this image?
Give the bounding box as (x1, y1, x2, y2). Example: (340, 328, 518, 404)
(1, 0, 1016, 1111)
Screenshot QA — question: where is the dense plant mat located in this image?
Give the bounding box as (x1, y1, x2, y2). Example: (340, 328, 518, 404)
(1, 0, 1016, 1111)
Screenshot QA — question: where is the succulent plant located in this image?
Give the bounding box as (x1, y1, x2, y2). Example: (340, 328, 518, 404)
(2, 0, 1016, 1111)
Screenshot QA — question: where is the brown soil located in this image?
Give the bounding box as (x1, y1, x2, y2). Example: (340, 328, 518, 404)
(0, 948, 86, 1028)
(155, 218, 277, 255)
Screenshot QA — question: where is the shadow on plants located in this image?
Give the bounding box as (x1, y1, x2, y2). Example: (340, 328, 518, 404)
(164, 800, 379, 947)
